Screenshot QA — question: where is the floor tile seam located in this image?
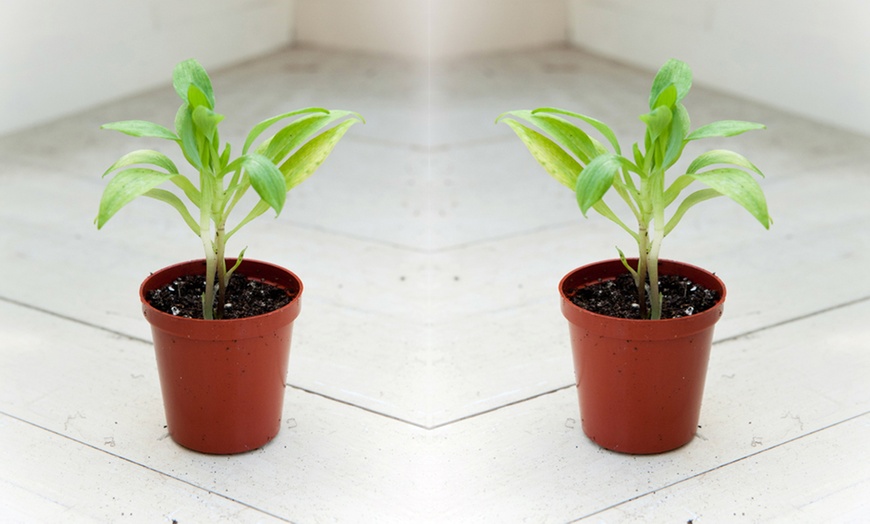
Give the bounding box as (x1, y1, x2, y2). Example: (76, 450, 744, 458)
(0, 291, 428, 340)
(715, 293, 870, 345)
(287, 385, 431, 430)
(258, 221, 434, 253)
(6, 292, 866, 436)
(564, 409, 870, 523)
(427, 221, 579, 253)
(0, 410, 297, 524)
(427, 294, 870, 428)
(0, 295, 432, 430)
(0, 294, 151, 345)
(0, 295, 430, 430)
(427, 386, 572, 430)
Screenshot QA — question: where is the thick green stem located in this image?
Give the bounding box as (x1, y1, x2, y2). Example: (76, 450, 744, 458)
(199, 167, 220, 320)
(647, 233, 663, 320)
(647, 170, 667, 320)
(201, 233, 217, 320)
(635, 225, 649, 319)
(214, 225, 228, 319)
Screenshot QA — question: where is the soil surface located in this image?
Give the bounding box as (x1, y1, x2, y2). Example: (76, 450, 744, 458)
(146, 273, 294, 319)
(568, 273, 720, 320)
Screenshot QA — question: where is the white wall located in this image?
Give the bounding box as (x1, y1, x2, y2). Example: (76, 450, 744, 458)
(0, 0, 296, 136)
(294, 0, 567, 59)
(294, 0, 428, 59)
(567, 0, 870, 136)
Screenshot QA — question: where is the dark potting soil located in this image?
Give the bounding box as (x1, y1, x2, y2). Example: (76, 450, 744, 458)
(146, 273, 294, 319)
(568, 273, 720, 320)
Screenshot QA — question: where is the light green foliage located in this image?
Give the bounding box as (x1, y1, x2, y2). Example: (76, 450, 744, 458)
(97, 59, 363, 319)
(498, 59, 770, 320)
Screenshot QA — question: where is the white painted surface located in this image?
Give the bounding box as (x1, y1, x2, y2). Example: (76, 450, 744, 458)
(0, 0, 295, 136)
(1, 47, 868, 520)
(567, 0, 870, 137)
(295, 0, 567, 59)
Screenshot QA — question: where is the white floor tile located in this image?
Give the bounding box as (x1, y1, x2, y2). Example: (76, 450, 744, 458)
(0, 415, 287, 523)
(2, 45, 869, 520)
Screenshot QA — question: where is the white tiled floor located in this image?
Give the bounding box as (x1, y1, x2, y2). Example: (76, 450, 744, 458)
(1, 46, 869, 522)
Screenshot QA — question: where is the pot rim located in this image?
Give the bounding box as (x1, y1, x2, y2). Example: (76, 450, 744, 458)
(139, 258, 302, 338)
(559, 258, 726, 339)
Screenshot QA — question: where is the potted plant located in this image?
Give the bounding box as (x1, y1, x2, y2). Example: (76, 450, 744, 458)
(96, 59, 363, 454)
(498, 59, 771, 454)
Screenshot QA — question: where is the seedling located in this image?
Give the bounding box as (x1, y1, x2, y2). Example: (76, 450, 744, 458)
(498, 59, 770, 319)
(97, 59, 363, 319)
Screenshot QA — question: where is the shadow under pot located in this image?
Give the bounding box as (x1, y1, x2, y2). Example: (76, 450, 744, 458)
(140, 258, 302, 455)
(560, 258, 726, 454)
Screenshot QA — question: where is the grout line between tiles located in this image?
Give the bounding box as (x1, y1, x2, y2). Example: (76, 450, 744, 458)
(428, 386, 570, 430)
(565, 409, 870, 524)
(0, 410, 297, 524)
(4, 292, 869, 433)
(428, 220, 579, 253)
(429, 293, 870, 429)
(715, 294, 870, 345)
(287, 385, 430, 430)
(0, 295, 151, 345)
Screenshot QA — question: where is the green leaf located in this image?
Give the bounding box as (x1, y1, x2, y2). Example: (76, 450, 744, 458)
(688, 168, 771, 228)
(242, 107, 331, 154)
(232, 154, 286, 215)
(662, 103, 689, 168)
(173, 59, 214, 108)
(500, 119, 582, 189)
(192, 105, 224, 143)
(101, 120, 178, 140)
(175, 104, 202, 170)
(103, 149, 178, 177)
(575, 153, 622, 216)
(500, 110, 607, 164)
(226, 248, 247, 280)
(687, 149, 764, 176)
(531, 107, 622, 155)
(187, 84, 211, 109)
(165, 175, 200, 208)
(640, 105, 672, 146)
(616, 246, 639, 280)
(664, 188, 721, 235)
(663, 174, 695, 206)
(632, 142, 645, 169)
(652, 84, 677, 110)
(228, 116, 363, 240)
(144, 188, 200, 234)
(649, 59, 692, 109)
(687, 120, 766, 141)
(281, 119, 359, 191)
(96, 168, 178, 228)
(219, 143, 231, 169)
(262, 111, 356, 165)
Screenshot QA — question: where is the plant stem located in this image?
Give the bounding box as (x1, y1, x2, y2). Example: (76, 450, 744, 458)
(214, 224, 228, 319)
(648, 170, 667, 320)
(635, 223, 649, 319)
(199, 168, 218, 320)
(647, 232, 663, 320)
(201, 234, 217, 320)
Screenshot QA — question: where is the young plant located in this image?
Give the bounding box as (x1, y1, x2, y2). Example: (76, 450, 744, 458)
(96, 58, 363, 320)
(498, 59, 770, 320)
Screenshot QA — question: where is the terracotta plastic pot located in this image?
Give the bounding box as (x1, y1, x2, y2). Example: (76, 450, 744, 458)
(560, 258, 725, 454)
(140, 259, 302, 455)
